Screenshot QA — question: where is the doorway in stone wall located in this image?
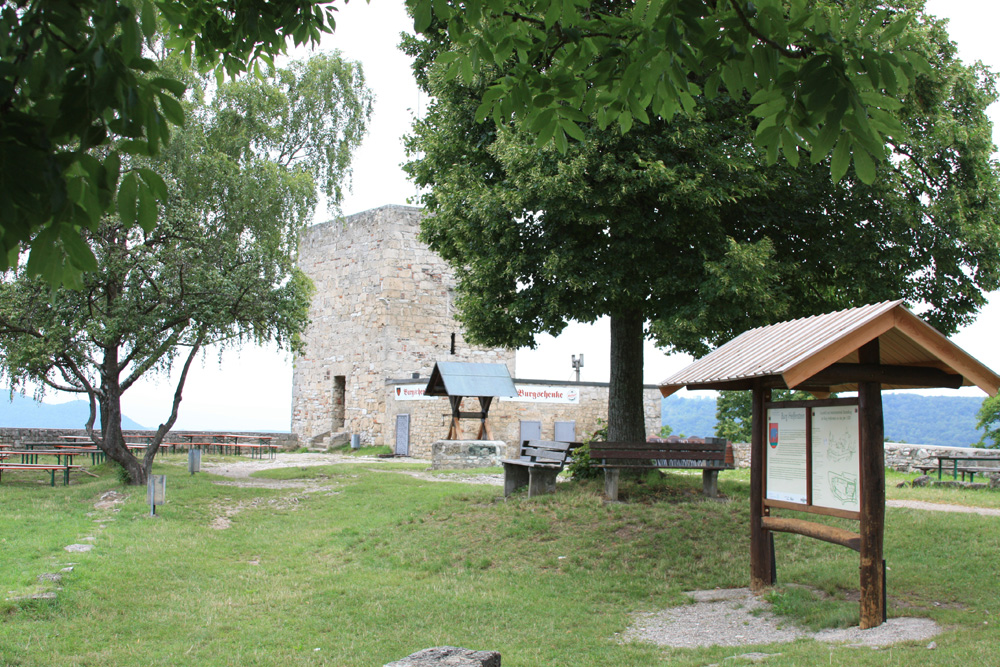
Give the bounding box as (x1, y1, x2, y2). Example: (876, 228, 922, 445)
(519, 420, 542, 444)
(333, 376, 346, 430)
(395, 414, 410, 456)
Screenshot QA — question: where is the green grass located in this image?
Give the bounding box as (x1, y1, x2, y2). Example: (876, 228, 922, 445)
(1, 461, 998, 666)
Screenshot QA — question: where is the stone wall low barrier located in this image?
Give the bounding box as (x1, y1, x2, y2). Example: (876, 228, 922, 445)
(0, 427, 300, 450)
(727, 441, 998, 473)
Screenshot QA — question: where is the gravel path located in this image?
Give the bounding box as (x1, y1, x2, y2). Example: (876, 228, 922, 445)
(623, 588, 942, 650)
(887, 499, 1000, 517)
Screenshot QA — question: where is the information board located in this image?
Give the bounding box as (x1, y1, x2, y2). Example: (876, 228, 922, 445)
(811, 405, 861, 512)
(765, 407, 808, 504)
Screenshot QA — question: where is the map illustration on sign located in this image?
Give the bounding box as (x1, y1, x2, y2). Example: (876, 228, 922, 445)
(811, 406, 860, 512)
(828, 471, 859, 506)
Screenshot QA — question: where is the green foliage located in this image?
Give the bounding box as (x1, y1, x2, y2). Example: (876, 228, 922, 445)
(566, 418, 607, 480)
(406, 0, 1000, 447)
(658, 424, 673, 438)
(0, 54, 371, 484)
(1, 0, 338, 284)
(977, 395, 1000, 448)
(405, 0, 929, 184)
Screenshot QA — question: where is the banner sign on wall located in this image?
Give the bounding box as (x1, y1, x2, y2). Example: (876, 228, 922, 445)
(506, 385, 580, 404)
(394, 382, 581, 404)
(393, 384, 440, 401)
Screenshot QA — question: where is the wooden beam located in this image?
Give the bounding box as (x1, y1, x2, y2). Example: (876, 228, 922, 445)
(803, 363, 963, 389)
(762, 517, 860, 552)
(750, 381, 772, 591)
(894, 309, 1000, 396)
(858, 340, 886, 629)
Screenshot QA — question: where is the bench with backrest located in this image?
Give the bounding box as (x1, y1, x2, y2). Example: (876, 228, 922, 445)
(502, 440, 580, 498)
(589, 438, 735, 499)
(0, 462, 82, 486)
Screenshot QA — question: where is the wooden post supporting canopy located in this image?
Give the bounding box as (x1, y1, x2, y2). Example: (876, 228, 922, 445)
(749, 381, 772, 591)
(858, 339, 886, 629)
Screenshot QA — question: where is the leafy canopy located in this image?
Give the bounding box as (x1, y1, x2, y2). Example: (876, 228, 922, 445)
(976, 395, 1000, 449)
(0, 52, 372, 483)
(406, 0, 929, 183)
(4, 0, 938, 285)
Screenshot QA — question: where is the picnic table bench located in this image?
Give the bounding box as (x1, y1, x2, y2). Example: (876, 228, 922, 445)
(915, 455, 1000, 483)
(503, 440, 580, 498)
(589, 438, 735, 500)
(0, 462, 82, 486)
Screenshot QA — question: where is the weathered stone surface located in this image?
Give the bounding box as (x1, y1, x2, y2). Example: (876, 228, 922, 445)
(384, 646, 501, 667)
(64, 544, 93, 553)
(912, 475, 931, 487)
(431, 440, 503, 469)
(38, 573, 62, 583)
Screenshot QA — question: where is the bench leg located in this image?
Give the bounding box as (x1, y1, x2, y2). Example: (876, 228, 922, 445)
(503, 463, 530, 497)
(702, 469, 719, 497)
(528, 468, 559, 497)
(604, 469, 620, 501)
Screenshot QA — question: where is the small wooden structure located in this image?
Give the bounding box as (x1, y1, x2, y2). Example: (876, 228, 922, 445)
(659, 301, 1000, 629)
(423, 362, 519, 440)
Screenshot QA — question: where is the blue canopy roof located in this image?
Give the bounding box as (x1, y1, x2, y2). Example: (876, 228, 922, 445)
(423, 362, 518, 398)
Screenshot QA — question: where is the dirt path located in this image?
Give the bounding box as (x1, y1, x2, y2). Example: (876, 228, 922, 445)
(887, 499, 1000, 517)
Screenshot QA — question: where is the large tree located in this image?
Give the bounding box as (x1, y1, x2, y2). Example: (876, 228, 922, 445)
(3, 0, 930, 283)
(405, 0, 1000, 442)
(0, 53, 373, 484)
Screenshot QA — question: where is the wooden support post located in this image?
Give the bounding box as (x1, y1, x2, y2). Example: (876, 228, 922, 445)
(858, 339, 886, 629)
(447, 396, 463, 440)
(477, 397, 494, 440)
(750, 382, 773, 591)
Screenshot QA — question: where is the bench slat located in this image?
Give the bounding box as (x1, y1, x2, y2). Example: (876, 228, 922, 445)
(590, 449, 725, 461)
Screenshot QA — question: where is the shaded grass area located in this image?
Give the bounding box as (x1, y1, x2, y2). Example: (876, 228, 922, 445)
(0, 460, 998, 666)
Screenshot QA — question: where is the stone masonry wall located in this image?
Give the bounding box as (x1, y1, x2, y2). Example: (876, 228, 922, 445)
(385, 380, 664, 459)
(292, 205, 515, 448)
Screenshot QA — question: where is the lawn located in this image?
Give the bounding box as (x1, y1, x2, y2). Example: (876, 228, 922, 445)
(1, 457, 997, 666)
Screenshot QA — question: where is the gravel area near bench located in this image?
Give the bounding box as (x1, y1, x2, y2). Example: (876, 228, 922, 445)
(622, 588, 942, 650)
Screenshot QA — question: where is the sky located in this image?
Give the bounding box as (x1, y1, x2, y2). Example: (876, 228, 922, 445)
(28, 1, 1000, 430)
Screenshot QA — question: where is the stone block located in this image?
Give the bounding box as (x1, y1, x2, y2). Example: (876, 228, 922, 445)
(384, 646, 501, 667)
(431, 440, 504, 469)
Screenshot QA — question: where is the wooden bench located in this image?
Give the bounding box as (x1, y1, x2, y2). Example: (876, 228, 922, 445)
(0, 463, 82, 486)
(589, 438, 735, 499)
(502, 440, 580, 498)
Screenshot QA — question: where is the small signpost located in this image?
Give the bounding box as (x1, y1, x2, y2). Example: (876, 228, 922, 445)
(188, 448, 201, 475)
(148, 474, 166, 516)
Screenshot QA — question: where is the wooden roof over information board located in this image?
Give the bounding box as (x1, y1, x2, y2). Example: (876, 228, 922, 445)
(423, 362, 518, 398)
(659, 301, 1000, 397)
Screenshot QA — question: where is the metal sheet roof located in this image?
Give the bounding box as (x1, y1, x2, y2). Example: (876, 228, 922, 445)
(659, 301, 1000, 397)
(423, 362, 518, 397)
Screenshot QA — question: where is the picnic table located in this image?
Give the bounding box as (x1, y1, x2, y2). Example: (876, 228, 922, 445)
(917, 454, 1000, 483)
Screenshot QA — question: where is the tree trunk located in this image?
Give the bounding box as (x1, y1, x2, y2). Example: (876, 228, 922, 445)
(98, 349, 147, 485)
(608, 310, 646, 443)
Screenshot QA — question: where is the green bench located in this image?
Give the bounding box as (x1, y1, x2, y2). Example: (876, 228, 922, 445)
(0, 463, 82, 486)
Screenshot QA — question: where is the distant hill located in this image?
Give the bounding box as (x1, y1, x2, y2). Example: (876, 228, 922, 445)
(661, 393, 987, 447)
(0, 393, 146, 430)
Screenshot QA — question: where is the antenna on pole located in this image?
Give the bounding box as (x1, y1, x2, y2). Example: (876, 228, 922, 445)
(571, 354, 584, 382)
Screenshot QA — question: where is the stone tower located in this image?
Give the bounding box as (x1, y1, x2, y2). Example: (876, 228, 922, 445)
(291, 205, 516, 447)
